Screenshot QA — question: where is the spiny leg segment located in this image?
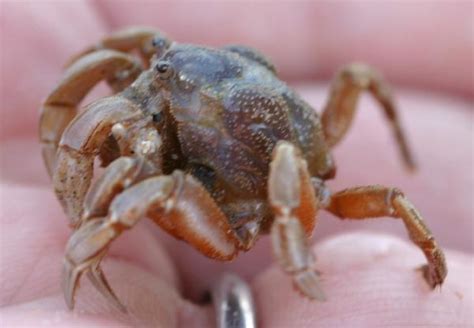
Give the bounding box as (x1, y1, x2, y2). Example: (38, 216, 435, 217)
(325, 185, 447, 287)
(66, 27, 165, 68)
(268, 141, 325, 301)
(321, 63, 415, 170)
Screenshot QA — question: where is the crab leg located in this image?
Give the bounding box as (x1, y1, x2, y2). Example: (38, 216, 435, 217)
(81, 152, 162, 224)
(268, 141, 325, 301)
(40, 50, 142, 176)
(81, 157, 143, 222)
(66, 26, 165, 68)
(325, 185, 447, 287)
(321, 63, 415, 170)
(54, 96, 141, 226)
(63, 171, 238, 310)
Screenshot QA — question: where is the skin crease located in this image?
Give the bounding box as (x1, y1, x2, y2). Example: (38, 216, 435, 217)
(0, 1, 473, 327)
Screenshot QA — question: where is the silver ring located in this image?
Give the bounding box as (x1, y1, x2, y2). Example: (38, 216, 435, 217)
(212, 273, 257, 328)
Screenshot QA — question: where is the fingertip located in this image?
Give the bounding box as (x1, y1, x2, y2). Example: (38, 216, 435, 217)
(253, 232, 473, 328)
(0, 261, 212, 327)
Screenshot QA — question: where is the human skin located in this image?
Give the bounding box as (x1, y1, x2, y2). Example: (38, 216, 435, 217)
(0, 1, 473, 327)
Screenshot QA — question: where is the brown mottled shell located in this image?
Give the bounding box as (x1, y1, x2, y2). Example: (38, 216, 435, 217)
(160, 45, 334, 202)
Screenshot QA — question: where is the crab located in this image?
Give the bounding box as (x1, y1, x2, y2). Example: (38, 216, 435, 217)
(39, 27, 447, 311)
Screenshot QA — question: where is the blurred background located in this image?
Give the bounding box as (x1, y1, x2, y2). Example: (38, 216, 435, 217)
(1, 0, 472, 299)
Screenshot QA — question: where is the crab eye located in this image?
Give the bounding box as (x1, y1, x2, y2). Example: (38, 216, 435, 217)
(155, 61, 174, 80)
(152, 112, 163, 123)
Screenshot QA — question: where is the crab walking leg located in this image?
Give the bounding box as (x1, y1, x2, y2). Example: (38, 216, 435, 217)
(54, 97, 141, 226)
(66, 26, 165, 68)
(40, 50, 142, 176)
(268, 142, 325, 301)
(326, 185, 447, 287)
(81, 157, 143, 223)
(81, 154, 162, 225)
(321, 63, 415, 170)
(63, 171, 238, 310)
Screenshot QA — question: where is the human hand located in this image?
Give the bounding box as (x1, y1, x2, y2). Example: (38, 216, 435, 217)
(1, 2, 472, 327)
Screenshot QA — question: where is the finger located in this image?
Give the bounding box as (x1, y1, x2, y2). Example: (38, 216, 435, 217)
(0, 261, 212, 327)
(0, 2, 106, 140)
(253, 232, 473, 328)
(0, 139, 49, 186)
(0, 184, 179, 307)
(96, 1, 473, 95)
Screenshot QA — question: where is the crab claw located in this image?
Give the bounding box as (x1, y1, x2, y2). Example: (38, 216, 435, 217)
(62, 219, 126, 312)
